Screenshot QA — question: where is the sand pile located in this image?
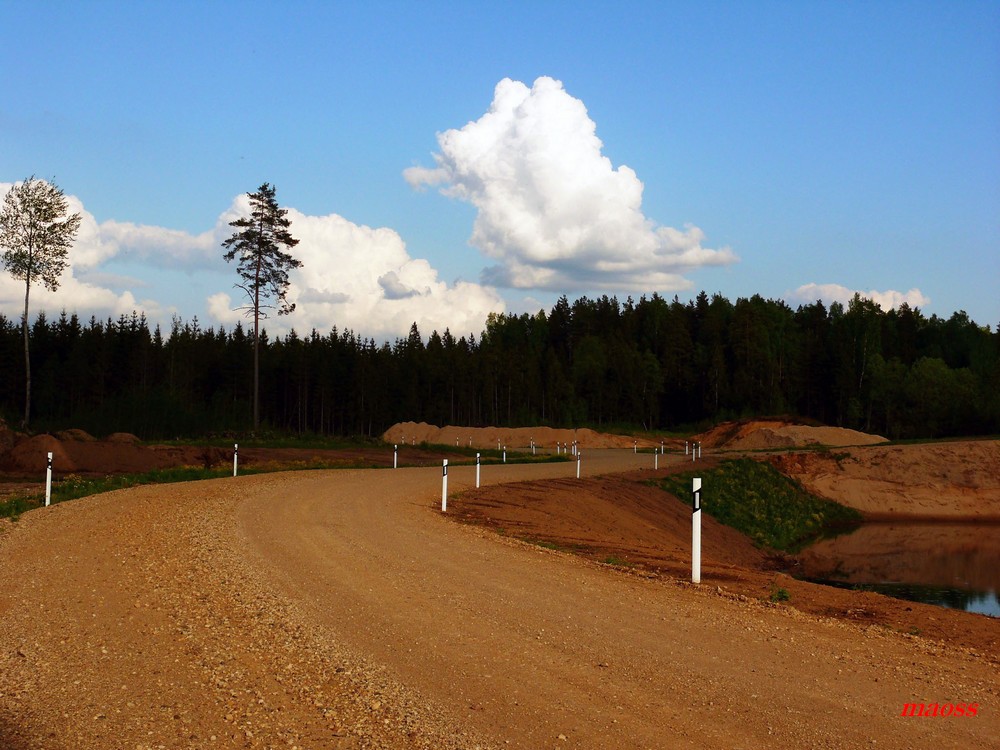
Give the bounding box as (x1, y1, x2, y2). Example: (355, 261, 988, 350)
(696, 420, 887, 451)
(5, 434, 75, 473)
(383, 422, 658, 450)
(770, 440, 1000, 518)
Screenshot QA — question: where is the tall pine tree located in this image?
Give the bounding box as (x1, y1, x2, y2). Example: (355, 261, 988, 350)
(222, 183, 302, 431)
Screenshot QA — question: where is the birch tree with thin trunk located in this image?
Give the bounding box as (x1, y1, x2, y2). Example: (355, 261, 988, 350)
(0, 176, 81, 429)
(221, 183, 302, 432)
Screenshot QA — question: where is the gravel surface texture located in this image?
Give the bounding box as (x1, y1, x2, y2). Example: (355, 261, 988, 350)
(1, 450, 997, 749)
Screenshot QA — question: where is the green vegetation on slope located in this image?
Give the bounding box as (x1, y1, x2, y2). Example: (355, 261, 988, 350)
(651, 459, 863, 552)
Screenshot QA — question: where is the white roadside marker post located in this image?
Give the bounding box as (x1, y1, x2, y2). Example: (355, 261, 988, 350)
(654, 451, 659, 470)
(576, 451, 581, 479)
(685, 441, 689, 455)
(698, 442, 703, 459)
(394, 444, 398, 469)
(441, 460, 448, 512)
(233, 443, 238, 477)
(503, 445, 506, 463)
(692, 477, 702, 584)
(476, 453, 481, 488)
(634, 440, 637, 454)
(661, 440, 664, 455)
(45, 452, 53, 507)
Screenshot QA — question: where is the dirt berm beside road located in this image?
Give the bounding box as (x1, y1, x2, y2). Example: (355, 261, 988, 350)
(1, 450, 996, 749)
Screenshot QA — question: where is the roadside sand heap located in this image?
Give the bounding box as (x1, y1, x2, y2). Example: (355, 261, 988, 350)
(383, 422, 657, 450)
(772, 439, 1000, 518)
(696, 419, 888, 451)
(384, 419, 889, 453)
(0, 428, 209, 474)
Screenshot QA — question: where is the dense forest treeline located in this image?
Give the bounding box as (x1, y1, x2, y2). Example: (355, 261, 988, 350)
(1, 292, 997, 440)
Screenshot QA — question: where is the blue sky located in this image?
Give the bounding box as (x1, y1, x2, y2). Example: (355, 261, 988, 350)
(2, 1, 997, 340)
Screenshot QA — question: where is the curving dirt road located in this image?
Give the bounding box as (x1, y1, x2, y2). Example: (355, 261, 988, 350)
(1, 451, 997, 749)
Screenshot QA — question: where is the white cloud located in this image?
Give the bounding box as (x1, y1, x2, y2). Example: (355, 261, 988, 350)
(201, 196, 504, 339)
(56, 190, 220, 272)
(261, 207, 504, 339)
(1, 181, 180, 323)
(0, 270, 176, 324)
(1, 182, 505, 340)
(789, 283, 930, 311)
(404, 76, 737, 292)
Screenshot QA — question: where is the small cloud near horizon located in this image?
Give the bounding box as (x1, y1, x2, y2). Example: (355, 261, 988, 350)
(788, 283, 930, 311)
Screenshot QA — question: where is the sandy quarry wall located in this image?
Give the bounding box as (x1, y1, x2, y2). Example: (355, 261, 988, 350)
(382, 422, 659, 450)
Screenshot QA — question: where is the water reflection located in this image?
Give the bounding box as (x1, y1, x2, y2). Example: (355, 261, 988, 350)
(795, 522, 1000, 617)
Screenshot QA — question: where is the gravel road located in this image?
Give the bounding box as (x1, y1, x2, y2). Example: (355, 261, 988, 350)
(1, 450, 996, 749)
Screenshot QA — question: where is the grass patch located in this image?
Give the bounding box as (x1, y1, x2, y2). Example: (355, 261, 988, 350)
(650, 458, 862, 552)
(769, 585, 791, 603)
(602, 555, 634, 568)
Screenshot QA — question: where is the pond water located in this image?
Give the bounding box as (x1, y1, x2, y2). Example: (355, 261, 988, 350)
(795, 522, 1000, 618)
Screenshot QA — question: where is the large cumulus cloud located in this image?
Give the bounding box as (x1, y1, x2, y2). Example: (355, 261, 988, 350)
(405, 76, 737, 292)
(209, 196, 504, 339)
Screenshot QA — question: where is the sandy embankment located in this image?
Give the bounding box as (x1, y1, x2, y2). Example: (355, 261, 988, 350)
(770, 440, 1000, 519)
(696, 419, 888, 451)
(383, 421, 661, 450)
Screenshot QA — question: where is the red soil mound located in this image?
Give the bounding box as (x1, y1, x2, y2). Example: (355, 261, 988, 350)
(7, 434, 76, 473)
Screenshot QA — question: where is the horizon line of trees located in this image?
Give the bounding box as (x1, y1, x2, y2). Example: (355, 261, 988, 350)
(0, 291, 997, 441)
